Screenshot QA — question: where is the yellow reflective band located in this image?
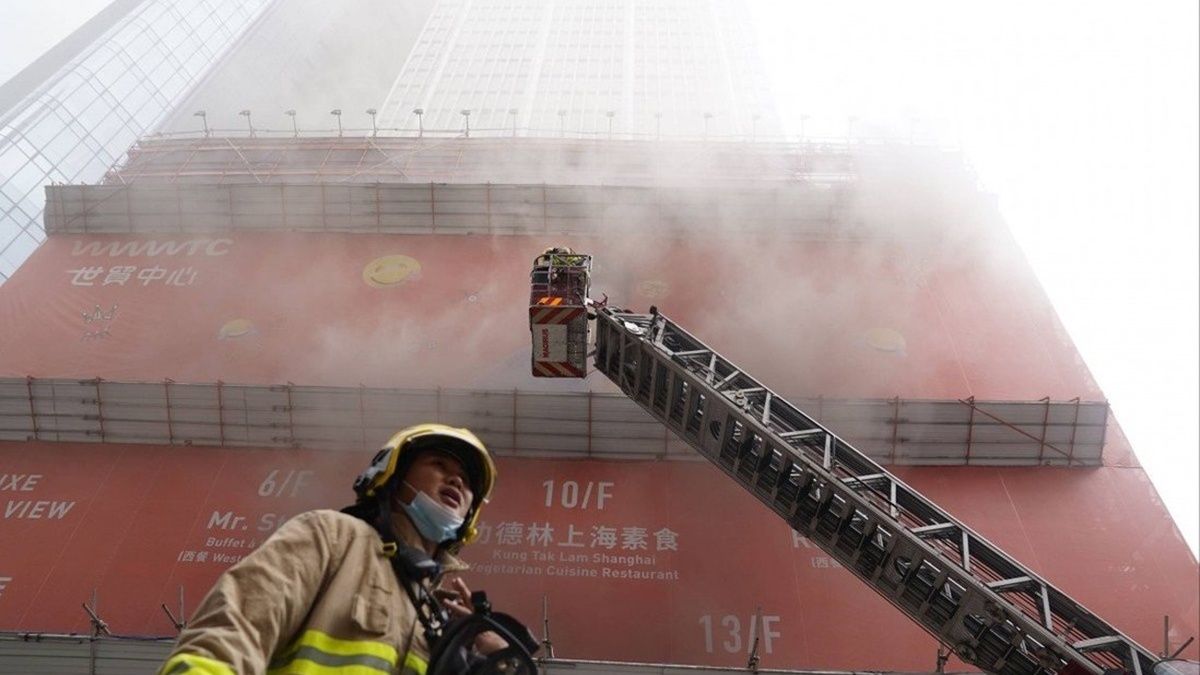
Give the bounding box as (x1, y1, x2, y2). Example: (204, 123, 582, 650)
(159, 652, 236, 675)
(268, 630, 398, 675)
(400, 651, 428, 675)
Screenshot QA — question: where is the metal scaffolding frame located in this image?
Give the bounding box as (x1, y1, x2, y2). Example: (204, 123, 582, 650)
(0, 631, 943, 675)
(0, 377, 1107, 466)
(103, 136, 878, 186)
(45, 181, 856, 238)
(36, 136, 980, 244)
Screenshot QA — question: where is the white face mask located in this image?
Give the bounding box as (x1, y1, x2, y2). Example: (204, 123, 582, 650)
(400, 481, 466, 544)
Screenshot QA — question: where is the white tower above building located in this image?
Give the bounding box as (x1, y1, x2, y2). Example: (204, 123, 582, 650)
(380, 0, 781, 140)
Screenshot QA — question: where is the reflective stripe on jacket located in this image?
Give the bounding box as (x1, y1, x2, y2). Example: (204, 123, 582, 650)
(159, 510, 453, 674)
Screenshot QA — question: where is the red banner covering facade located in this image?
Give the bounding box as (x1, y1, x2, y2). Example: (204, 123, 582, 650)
(0, 441, 1195, 669)
(1, 227, 1194, 668)
(0, 231, 1102, 401)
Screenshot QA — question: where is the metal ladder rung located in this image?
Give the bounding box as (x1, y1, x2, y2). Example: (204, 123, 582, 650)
(713, 369, 742, 390)
(988, 576, 1036, 592)
(912, 522, 959, 538)
(781, 428, 825, 439)
(842, 472, 888, 485)
(1073, 636, 1133, 655)
(1072, 636, 1124, 650)
(594, 310, 1159, 675)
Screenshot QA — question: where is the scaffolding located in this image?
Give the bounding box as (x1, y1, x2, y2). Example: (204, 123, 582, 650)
(0, 377, 1107, 466)
(104, 135, 895, 187)
(41, 136, 978, 239)
(44, 181, 857, 238)
(0, 632, 958, 675)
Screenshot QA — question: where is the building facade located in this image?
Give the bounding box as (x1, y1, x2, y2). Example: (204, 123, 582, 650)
(0, 1, 1195, 673)
(0, 0, 275, 282)
(379, 0, 781, 139)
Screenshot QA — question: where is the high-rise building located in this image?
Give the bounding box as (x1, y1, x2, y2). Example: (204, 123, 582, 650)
(0, 1, 1195, 673)
(0, 0, 275, 282)
(379, 0, 780, 139)
(0, 0, 438, 283)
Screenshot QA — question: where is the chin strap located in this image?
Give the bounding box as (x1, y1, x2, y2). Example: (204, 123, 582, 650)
(342, 501, 540, 674)
(342, 500, 451, 644)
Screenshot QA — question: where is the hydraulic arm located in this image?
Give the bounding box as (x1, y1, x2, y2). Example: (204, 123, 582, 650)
(593, 306, 1160, 675)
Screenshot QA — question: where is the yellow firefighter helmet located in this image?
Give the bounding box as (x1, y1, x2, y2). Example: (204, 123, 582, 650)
(353, 423, 496, 545)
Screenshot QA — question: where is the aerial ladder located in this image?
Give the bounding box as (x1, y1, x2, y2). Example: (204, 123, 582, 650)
(528, 253, 1194, 675)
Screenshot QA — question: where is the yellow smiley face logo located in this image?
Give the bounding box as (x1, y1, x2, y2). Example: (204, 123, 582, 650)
(218, 318, 256, 339)
(864, 327, 906, 353)
(363, 255, 421, 288)
(637, 279, 670, 299)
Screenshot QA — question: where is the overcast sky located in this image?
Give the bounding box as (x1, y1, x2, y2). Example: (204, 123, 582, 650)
(0, 3, 114, 85)
(0, 1, 1196, 556)
(750, 0, 1198, 555)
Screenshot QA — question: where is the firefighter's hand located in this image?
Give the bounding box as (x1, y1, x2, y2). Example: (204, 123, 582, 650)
(437, 577, 509, 655)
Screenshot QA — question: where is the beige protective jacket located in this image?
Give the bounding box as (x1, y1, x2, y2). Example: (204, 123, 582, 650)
(159, 509, 465, 675)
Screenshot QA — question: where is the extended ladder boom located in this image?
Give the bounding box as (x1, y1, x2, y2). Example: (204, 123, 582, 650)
(594, 307, 1158, 675)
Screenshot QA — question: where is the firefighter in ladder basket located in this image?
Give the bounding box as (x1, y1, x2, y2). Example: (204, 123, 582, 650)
(158, 423, 538, 675)
(531, 246, 588, 305)
(529, 246, 594, 378)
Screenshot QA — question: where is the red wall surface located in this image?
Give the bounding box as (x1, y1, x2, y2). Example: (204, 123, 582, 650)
(2, 228, 1188, 668)
(0, 441, 1195, 669)
(0, 231, 1102, 402)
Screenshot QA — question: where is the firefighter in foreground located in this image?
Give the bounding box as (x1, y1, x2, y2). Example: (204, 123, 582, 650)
(158, 423, 537, 674)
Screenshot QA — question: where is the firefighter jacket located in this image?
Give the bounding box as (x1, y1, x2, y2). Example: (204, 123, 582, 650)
(159, 509, 467, 675)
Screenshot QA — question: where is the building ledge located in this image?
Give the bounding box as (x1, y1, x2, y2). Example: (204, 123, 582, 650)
(0, 377, 1107, 466)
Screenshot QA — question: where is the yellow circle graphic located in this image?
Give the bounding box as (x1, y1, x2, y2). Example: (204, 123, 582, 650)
(864, 327, 906, 353)
(637, 279, 670, 299)
(363, 255, 422, 288)
(218, 318, 256, 340)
